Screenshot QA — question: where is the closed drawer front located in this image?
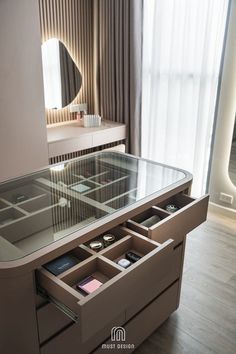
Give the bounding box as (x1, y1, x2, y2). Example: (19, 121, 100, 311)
(122, 229, 183, 320)
(48, 135, 92, 158)
(37, 303, 73, 344)
(92, 126, 126, 146)
(127, 193, 209, 245)
(36, 227, 175, 342)
(94, 280, 180, 353)
(35, 293, 47, 308)
(40, 312, 126, 354)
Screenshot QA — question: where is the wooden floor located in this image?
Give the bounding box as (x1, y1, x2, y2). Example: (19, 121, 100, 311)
(135, 214, 236, 354)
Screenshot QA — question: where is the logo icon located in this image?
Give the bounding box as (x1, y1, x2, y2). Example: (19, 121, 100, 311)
(111, 327, 126, 342)
(102, 326, 134, 350)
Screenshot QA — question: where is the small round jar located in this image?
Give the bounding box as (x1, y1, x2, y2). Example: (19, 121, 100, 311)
(89, 240, 104, 252)
(165, 204, 179, 213)
(103, 234, 116, 247)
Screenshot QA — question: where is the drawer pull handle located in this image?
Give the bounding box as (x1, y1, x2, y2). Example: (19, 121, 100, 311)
(37, 286, 79, 323)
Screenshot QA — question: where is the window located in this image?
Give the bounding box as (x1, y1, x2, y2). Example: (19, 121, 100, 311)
(142, 0, 229, 195)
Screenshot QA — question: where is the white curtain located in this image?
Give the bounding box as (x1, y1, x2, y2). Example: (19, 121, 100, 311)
(142, 0, 229, 196)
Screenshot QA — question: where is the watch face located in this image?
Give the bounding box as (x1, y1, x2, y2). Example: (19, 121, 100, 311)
(89, 241, 104, 251)
(165, 204, 179, 213)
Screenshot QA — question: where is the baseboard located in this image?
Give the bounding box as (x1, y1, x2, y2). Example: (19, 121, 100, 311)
(208, 202, 236, 218)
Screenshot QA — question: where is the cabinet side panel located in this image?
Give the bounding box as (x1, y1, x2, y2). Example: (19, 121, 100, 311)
(0, 272, 39, 354)
(0, 0, 48, 182)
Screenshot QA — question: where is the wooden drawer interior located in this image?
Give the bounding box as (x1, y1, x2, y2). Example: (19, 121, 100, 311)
(59, 257, 122, 297)
(126, 206, 170, 238)
(82, 226, 140, 254)
(156, 192, 196, 211)
(100, 234, 158, 267)
(37, 242, 126, 345)
(36, 227, 174, 342)
(42, 245, 94, 278)
(127, 192, 209, 245)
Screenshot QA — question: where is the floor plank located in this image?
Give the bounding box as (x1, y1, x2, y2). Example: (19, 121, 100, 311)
(135, 215, 236, 354)
(135, 320, 216, 354)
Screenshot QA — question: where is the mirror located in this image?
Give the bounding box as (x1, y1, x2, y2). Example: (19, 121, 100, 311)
(41, 38, 82, 109)
(228, 116, 236, 186)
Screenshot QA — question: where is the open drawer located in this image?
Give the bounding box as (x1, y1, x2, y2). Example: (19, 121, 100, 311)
(36, 229, 175, 342)
(126, 193, 209, 245)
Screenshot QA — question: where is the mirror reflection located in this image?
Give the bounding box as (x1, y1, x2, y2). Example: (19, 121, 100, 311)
(229, 116, 236, 186)
(41, 38, 82, 109)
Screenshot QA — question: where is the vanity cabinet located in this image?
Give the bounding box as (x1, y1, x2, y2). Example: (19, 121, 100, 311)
(0, 152, 208, 354)
(47, 120, 126, 159)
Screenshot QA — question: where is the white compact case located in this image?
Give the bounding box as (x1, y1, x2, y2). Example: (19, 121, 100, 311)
(83, 115, 101, 128)
(117, 259, 131, 269)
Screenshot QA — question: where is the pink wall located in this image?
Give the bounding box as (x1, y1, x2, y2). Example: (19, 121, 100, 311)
(0, 0, 48, 182)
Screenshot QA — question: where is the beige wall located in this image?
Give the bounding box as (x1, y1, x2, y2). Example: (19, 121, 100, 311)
(0, 0, 48, 182)
(209, 0, 236, 211)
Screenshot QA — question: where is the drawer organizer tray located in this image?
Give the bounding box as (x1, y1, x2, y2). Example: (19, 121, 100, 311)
(126, 192, 209, 245)
(36, 227, 176, 342)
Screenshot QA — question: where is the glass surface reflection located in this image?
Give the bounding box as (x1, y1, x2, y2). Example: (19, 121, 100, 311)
(0, 152, 186, 261)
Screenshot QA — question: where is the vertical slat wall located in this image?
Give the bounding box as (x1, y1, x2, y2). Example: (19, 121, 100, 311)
(39, 0, 94, 125)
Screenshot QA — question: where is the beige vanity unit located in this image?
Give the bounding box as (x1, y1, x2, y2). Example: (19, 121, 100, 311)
(0, 152, 208, 354)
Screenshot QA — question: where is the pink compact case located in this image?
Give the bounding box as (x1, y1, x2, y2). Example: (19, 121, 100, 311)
(76, 276, 103, 295)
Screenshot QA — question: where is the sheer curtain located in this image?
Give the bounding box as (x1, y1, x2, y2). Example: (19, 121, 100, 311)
(142, 0, 229, 196)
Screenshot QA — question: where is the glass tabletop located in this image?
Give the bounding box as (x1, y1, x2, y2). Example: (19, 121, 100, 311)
(0, 152, 186, 261)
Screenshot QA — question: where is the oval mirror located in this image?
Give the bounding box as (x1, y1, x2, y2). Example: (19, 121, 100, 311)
(228, 116, 236, 186)
(41, 38, 82, 109)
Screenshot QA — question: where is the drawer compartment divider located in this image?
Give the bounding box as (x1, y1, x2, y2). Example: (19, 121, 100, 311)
(127, 193, 209, 245)
(36, 237, 175, 342)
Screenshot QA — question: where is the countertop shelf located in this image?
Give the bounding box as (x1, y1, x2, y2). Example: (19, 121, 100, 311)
(47, 120, 126, 158)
